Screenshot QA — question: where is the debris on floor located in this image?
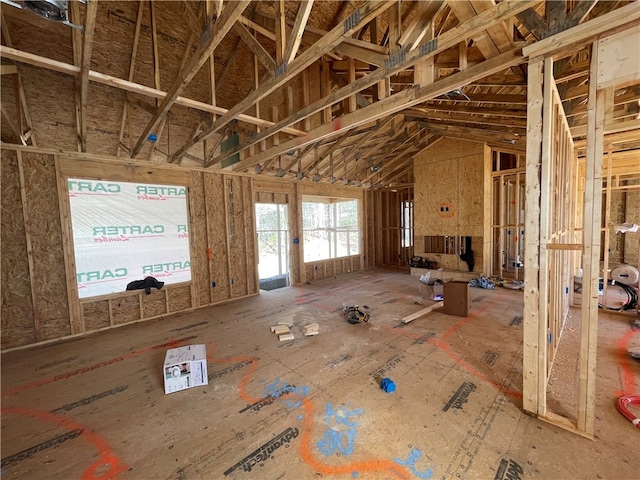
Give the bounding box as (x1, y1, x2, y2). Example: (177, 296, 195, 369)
(469, 276, 496, 289)
(380, 377, 396, 393)
(163, 344, 208, 394)
(303, 323, 319, 336)
(343, 304, 370, 324)
(278, 332, 295, 342)
(271, 324, 290, 335)
(629, 346, 640, 359)
(401, 301, 443, 324)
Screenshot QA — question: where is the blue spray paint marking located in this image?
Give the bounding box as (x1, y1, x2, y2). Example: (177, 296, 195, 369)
(262, 378, 310, 408)
(297, 415, 303, 421)
(394, 448, 433, 478)
(317, 403, 364, 456)
(351, 472, 359, 478)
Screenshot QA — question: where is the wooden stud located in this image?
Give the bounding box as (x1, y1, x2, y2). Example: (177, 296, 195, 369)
(16, 151, 41, 341)
(54, 155, 84, 335)
(283, 0, 314, 65)
(301, 69, 311, 131)
(229, 47, 526, 172)
(116, 0, 144, 158)
(577, 41, 605, 437)
(523, 56, 544, 416)
(233, 22, 276, 74)
(536, 56, 554, 415)
(222, 176, 233, 298)
(149, 0, 161, 95)
(131, 0, 250, 158)
(168, 1, 397, 162)
(274, 0, 287, 64)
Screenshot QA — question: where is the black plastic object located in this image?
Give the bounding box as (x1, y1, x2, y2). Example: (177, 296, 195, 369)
(343, 305, 370, 324)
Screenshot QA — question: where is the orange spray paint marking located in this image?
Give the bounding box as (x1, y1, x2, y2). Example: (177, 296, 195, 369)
(205, 341, 412, 479)
(297, 398, 411, 479)
(615, 329, 639, 397)
(384, 299, 522, 398)
(429, 339, 522, 399)
(3, 337, 195, 398)
(1, 407, 127, 480)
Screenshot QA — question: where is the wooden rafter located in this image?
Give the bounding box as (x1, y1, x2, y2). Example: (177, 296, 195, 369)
(130, 0, 250, 158)
(283, 0, 314, 65)
(302, 129, 355, 177)
(398, 0, 444, 51)
(0, 13, 36, 146)
(274, 0, 287, 63)
(0, 45, 307, 138)
(228, 45, 526, 172)
(344, 123, 420, 180)
(117, 0, 145, 157)
(209, 0, 537, 168)
(232, 22, 276, 74)
(79, 0, 98, 153)
(170, 0, 398, 164)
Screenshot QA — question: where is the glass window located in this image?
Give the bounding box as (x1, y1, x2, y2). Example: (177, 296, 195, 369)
(302, 198, 360, 262)
(255, 203, 289, 279)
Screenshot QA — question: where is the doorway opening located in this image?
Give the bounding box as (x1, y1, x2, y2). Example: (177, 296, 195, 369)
(491, 151, 526, 279)
(255, 203, 290, 291)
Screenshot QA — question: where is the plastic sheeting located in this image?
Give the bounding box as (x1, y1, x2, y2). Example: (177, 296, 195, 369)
(68, 178, 191, 298)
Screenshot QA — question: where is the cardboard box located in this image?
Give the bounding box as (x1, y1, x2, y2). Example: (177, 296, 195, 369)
(443, 281, 469, 316)
(418, 282, 444, 301)
(163, 344, 208, 394)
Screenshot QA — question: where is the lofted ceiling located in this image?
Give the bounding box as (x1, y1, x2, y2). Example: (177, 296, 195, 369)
(1, 0, 639, 188)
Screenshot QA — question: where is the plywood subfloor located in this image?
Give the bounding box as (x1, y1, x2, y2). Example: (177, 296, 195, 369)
(1, 268, 638, 480)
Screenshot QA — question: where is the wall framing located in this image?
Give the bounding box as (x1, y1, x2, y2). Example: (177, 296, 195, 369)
(522, 23, 640, 438)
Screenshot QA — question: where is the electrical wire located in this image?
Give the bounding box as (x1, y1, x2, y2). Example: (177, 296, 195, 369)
(598, 280, 638, 311)
(617, 395, 640, 429)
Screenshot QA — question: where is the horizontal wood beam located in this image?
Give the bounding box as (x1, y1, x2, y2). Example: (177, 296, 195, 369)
(0, 64, 17, 75)
(79, 0, 98, 153)
(169, 0, 397, 163)
(130, 0, 250, 158)
(229, 46, 526, 172)
(433, 93, 527, 105)
(210, 0, 536, 168)
(522, 2, 640, 59)
(414, 104, 527, 118)
(570, 118, 640, 138)
(0, 45, 306, 137)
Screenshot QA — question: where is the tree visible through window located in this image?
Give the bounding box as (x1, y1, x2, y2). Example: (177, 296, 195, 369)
(255, 203, 289, 280)
(302, 198, 359, 262)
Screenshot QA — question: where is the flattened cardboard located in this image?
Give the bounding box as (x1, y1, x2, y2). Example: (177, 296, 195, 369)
(163, 344, 208, 394)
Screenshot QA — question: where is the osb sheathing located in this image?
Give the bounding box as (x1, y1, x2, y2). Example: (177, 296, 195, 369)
(413, 138, 487, 272)
(141, 290, 167, 318)
(189, 171, 211, 307)
(21, 152, 71, 340)
(1, 150, 36, 349)
(204, 172, 231, 303)
(82, 299, 110, 332)
(0, 1, 273, 159)
(227, 175, 250, 297)
(168, 284, 192, 312)
(0, 146, 264, 350)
